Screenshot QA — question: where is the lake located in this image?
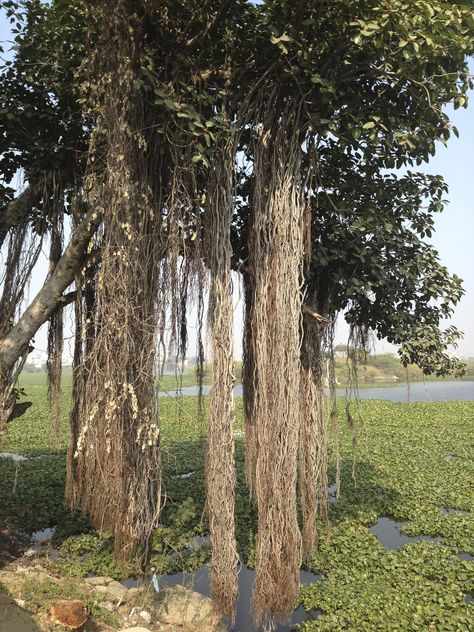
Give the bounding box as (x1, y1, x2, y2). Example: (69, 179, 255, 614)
(158, 380, 474, 402)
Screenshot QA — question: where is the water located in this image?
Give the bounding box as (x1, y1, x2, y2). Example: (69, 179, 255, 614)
(158, 381, 474, 402)
(125, 565, 322, 632)
(31, 528, 56, 546)
(440, 507, 469, 515)
(335, 380, 474, 403)
(0, 452, 29, 462)
(369, 517, 440, 550)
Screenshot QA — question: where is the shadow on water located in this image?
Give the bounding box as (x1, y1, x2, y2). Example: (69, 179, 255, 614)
(139, 455, 408, 631)
(1, 430, 447, 630)
(125, 565, 322, 632)
(323, 461, 451, 552)
(325, 460, 402, 521)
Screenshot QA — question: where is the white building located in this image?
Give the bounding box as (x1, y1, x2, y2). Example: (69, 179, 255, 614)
(28, 350, 47, 369)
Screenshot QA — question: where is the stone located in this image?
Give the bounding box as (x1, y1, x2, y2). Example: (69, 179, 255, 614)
(119, 628, 152, 632)
(15, 565, 30, 573)
(98, 601, 116, 612)
(85, 575, 114, 586)
(127, 587, 142, 600)
(94, 585, 109, 595)
(105, 579, 129, 601)
(50, 599, 88, 629)
(155, 585, 223, 631)
(139, 610, 152, 623)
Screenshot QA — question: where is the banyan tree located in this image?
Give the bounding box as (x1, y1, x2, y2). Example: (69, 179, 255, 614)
(0, 0, 472, 629)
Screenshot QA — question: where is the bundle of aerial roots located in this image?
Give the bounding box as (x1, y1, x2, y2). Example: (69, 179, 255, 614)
(61, 3, 333, 630)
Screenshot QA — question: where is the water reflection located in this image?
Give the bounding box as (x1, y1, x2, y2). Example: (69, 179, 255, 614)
(125, 565, 322, 631)
(369, 517, 440, 550)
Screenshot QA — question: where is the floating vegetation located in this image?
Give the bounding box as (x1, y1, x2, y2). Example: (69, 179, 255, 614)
(1, 378, 473, 629)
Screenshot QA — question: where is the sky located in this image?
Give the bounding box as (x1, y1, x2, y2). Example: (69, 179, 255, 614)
(1, 11, 473, 360)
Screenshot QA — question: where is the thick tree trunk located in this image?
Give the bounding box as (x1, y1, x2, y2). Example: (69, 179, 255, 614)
(0, 211, 98, 431)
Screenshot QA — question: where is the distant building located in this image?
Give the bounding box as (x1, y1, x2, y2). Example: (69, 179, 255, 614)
(62, 355, 73, 367)
(186, 356, 208, 366)
(334, 344, 347, 359)
(157, 357, 189, 375)
(28, 350, 47, 369)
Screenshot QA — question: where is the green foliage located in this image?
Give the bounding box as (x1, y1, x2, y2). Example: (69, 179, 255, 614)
(1, 378, 473, 629)
(0, 0, 92, 202)
(1, 0, 473, 375)
(20, 574, 118, 627)
(299, 398, 474, 630)
(305, 150, 466, 375)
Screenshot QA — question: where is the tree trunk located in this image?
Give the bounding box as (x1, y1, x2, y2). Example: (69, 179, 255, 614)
(0, 210, 98, 431)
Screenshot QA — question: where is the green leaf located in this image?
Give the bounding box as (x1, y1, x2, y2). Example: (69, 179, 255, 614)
(270, 33, 292, 44)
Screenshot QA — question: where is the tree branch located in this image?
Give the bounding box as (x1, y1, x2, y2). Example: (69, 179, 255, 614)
(0, 210, 99, 373)
(0, 167, 73, 249)
(302, 306, 330, 324)
(184, 0, 233, 47)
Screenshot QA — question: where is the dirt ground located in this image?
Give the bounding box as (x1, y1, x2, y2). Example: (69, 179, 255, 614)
(0, 590, 41, 632)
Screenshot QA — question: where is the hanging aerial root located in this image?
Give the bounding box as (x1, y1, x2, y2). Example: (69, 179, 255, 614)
(0, 224, 42, 429)
(242, 269, 257, 497)
(66, 0, 162, 564)
(250, 112, 305, 627)
(205, 137, 239, 617)
(47, 207, 64, 442)
(299, 314, 328, 559)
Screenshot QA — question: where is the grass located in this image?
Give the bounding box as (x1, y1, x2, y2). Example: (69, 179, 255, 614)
(20, 575, 118, 628)
(0, 373, 473, 630)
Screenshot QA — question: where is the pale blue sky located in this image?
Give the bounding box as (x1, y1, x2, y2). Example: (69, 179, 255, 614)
(1, 12, 473, 359)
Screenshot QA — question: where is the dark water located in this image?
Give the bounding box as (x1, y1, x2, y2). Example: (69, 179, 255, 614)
(158, 381, 474, 402)
(125, 565, 322, 632)
(369, 517, 440, 550)
(440, 506, 470, 515)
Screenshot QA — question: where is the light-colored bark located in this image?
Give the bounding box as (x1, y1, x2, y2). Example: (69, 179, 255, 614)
(0, 211, 98, 374)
